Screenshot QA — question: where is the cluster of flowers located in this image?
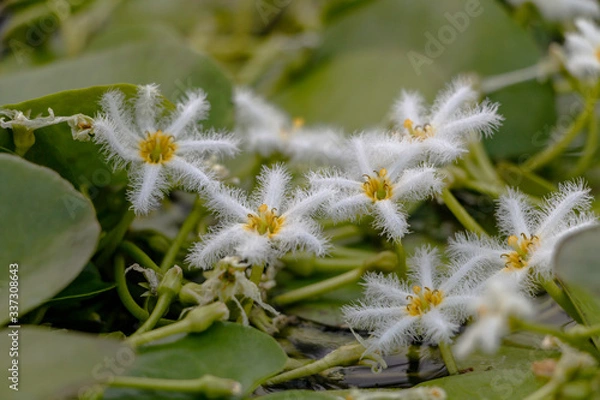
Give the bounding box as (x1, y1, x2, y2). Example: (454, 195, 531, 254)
(2, 68, 596, 359)
(92, 79, 502, 268)
(346, 181, 596, 356)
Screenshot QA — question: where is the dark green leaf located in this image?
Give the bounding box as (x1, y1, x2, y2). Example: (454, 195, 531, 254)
(103, 322, 287, 399)
(0, 154, 100, 324)
(0, 326, 131, 400)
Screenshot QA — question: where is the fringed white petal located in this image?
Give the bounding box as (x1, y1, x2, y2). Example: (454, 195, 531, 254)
(166, 89, 210, 137)
(134, 84, 161, 134)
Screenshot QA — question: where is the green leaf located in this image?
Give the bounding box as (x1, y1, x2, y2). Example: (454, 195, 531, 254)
(0, 39, 233, 129)
(0, 84, 139, 188)
(554, 225, 600, 298)
(103, 322, 287, 399)
(48, 262, 115, 302)
(554, 225, 600, 349)
(0, 154, 100, 324)
(417, 346, 558, 399)
(0, 325, 132, 400)
(272, 0, 555, 158)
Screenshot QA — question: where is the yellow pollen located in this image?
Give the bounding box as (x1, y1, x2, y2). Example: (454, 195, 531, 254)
(363, 168, 394, 202)
(139, 130, 177, 164)
(280, 117, 305, 140)
(245, 204, 285, 237)
(501, 233, 539, 271)
(406, 286, 444, 317)
(403, 119, 434, 140)
(292, 117, 305, 129)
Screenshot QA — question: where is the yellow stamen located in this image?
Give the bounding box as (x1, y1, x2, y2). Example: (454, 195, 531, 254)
(406, 286, 444, 317)
(403, 118, 434, 140)
(139, 130, 177, 164)
(245, 204, 285, 237)
(501, 233, 539, 271)
(280, 117, 305, 140)
(363, 168, 394, 202)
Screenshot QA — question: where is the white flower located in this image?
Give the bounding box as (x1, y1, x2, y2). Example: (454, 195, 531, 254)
(181, 257, 278, 325)
(507, 0, 600, 22)
(234, 88, 346, 165)
(233, 88, 291, 156)
(286, 126, 346, 167)
(455, 276, 535, 358)
(310, 134, 442, 242)
(93, 84, 238, 215)
(564, 19, 600, 78)
(450, 181, 597, 292)
(389, 78, 502, 165)
(0, 108, 94, 141)
(343, 247, 488, 355)
(187, 165, 331, 269)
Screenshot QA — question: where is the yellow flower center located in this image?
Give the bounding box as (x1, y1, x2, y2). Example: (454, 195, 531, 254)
(245, 204, 285, 237)
(501, 233, 540, 271)
(363, 168, 394, 202)
(139, 130, 177, 164)
(403, 119, 435, 140)
(596, 48, 600, 62)
(406, 285, 444, 317)
(280, 117, 305, 139)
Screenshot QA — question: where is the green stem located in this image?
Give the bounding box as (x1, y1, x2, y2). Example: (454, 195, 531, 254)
(572, 106, 598, 176)
(241, 263, 266, 317)
(441, 188, 487, 236)
(274, 268, 363, 307)
(395, 241, 407, 280)
(160, 197, 204, 272)
(97, 209, 136, 265)
(325, 225, 363, 243)
(329, 246, 377, 259)
(265, 343, 369, 385)
(108, 374, 241, 397)
(274, 251, 397, 306)
(115, 254, 150, 321)
(522, 84, 599, 172)
(481, 61, 553, 94)
(469, 140, 502, 186)
(512, 318, 599, 359)
(127, 302, 229, 348)
(540, 278, 583, 325)
(523, 380, 561, 400)
(133, 294, 174, 335)
(438, 341, 459, 375)
(119, 241, 162, 274)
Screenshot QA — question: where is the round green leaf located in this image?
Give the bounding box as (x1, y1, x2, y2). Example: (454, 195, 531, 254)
(103, 322, 287, 399)
(0, 154, 100, 324)
(417, 346, 558, 399)
(0, 326, 133, 400)
(554, 225, 600, 298)
(554, 225, 600, 349)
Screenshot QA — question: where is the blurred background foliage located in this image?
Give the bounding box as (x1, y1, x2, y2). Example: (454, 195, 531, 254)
(0, 0, 557, 157)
